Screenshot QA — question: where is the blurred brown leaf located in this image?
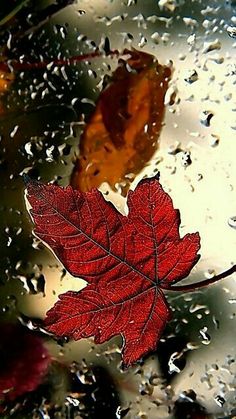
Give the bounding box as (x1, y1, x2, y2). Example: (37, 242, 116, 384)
(71, 48, 171, 195)
(0, 323, 50, 406)
(0, 58, 14, 115)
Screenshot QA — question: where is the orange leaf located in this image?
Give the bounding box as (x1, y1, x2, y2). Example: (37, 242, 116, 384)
(0, 70, 13, 92)
(71, 49, 171, 195)
(0, 58, 14, 114)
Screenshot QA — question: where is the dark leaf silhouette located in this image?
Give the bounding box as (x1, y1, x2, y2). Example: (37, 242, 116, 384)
(71, 49, 171, 195)
(0, 323, 50, 404)
(25, 176, 200, 367)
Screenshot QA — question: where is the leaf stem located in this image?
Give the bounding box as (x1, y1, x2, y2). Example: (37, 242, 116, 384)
(0, 0, 30, 27)
(0, 50, 120, 72)
(169, 264, 236, 293)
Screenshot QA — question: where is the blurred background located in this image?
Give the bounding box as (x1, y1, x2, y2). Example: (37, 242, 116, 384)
(0, 0, 236, 417)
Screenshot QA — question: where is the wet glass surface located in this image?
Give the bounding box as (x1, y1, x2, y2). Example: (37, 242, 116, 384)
(0, 1, 236, 418)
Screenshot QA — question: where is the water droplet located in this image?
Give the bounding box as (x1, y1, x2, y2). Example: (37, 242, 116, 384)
(184, 69, 198, 84)
(197, 173, 203, 181)
(168, 141, 181, 155)
(168, 352, 182, 374)
(228, 298, 236, 304)
(181, 151, 192, 167)
(138, 34, 147, 48)
(214, 395, 225, 407)
(183, 17, 198, 28)
(66, 396, 80, 407)
(228, 216, 236, 229)
(158, 0, 177, 12)
(202, 39, 221, 54)
(165, 86, 178, 106)
(200, 110, 214, 127)
(189, 303, 207, 313)
(116, 406, 130, 418)
(204, 269, 216, 279)
(77, 9, 86, 16)
(209, 133, 220, 147)
(10, 125, 19, 138)
(149, 373, 160, 386)
(227, 26, 236, 38)
(151, 32, 160, 44)
(187, 33, 196, 45)
(199, 327, 211, 345)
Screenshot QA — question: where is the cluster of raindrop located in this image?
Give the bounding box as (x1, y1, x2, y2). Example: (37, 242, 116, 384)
(0, 0, 236, 417)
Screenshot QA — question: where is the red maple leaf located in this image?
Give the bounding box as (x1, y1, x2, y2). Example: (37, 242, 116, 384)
(25, 177, 200, 367)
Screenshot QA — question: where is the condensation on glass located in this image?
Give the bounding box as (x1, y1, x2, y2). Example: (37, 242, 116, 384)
(0, 1, 236, 418)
